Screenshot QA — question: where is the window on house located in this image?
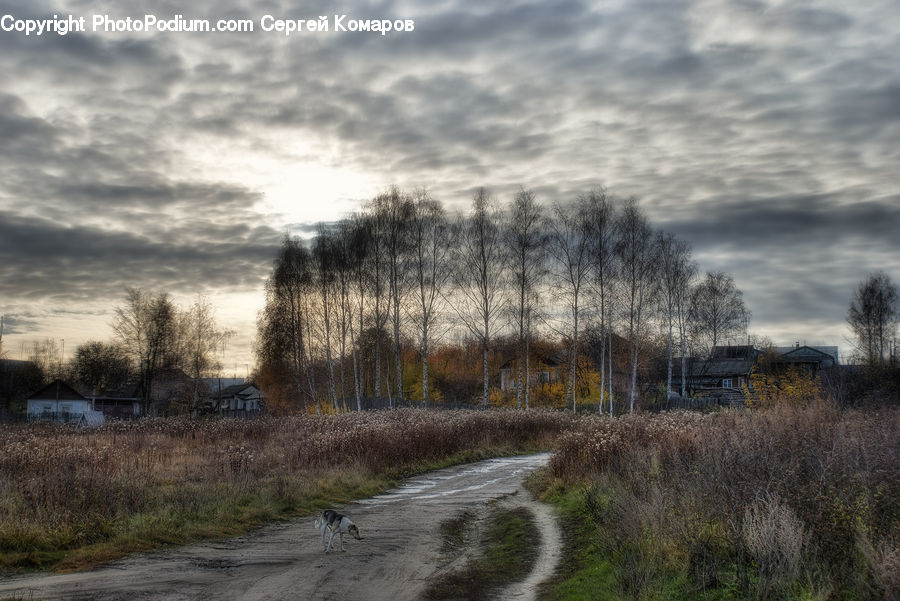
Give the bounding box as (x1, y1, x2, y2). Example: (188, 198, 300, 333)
(721, 378, 732, 388)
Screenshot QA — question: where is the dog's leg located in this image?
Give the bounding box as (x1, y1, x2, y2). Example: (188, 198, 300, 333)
(320, 525, 327, 550)
(339, 532, 345, 552)
(326, 530, 336, 553)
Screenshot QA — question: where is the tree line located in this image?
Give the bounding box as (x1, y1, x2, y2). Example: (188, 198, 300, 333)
(3, 189, 897, 416)
(256, 186, 752, 413)
(4, 291, 234, 416)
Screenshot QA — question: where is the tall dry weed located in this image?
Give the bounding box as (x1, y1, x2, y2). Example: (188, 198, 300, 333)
(741, 496, 804, 600)
(548, 405, 900, 599)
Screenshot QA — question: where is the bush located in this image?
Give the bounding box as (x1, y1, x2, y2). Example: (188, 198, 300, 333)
(542, 406, 900, 600)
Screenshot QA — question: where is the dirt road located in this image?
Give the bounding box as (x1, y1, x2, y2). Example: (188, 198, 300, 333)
(0, 453, 559, 601)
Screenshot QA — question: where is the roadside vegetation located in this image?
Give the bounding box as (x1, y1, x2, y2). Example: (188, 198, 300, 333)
(0, 409, 572, 573)
(532, 405, 899, 601)
(3, 396, 897, 601)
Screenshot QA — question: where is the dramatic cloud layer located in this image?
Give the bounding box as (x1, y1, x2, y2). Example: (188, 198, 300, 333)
(1, 0, 898, 367)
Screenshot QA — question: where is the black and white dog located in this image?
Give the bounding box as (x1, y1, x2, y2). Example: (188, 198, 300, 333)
(314, 509, 362, 553)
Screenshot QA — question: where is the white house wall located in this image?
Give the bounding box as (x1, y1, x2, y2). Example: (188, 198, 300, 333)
(27, 399, 93, 416)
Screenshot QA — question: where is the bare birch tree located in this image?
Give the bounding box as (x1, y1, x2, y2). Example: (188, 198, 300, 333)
(113, 287, 177, 415)
(655, 232, 696, 399)
(366, 208, 388, 400)
(547, 197, 594, 412)
(615, 199, 658, 412)
(585, 189, 617, 415)
(373, 187, 414, 406)
(409, 190, 452, 405)
(506, 188, 546, 409)
(343, 215, 371, 410)
(453, 188, 507, 406)
(848, 272, 900, 365)
(185, 294, 233, 414)
(334, 222, 352, 407)
(312, 226, 339, 409)
(689, 271, 750, 355)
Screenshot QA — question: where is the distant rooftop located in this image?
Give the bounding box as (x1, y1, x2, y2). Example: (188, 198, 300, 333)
(775, 344, 840, 364)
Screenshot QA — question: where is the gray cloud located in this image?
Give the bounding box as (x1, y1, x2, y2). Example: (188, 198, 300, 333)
(1, 0, 898, 360)
(0, 211, 281, 303)
(660, 194, 900, 253)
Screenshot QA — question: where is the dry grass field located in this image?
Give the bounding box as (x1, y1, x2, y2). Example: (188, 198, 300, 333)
(0, 409, 573, 572)
(3, 404, 896, 601)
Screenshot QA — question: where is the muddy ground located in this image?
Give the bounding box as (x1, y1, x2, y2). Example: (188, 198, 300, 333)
(0, 454, 560, 601)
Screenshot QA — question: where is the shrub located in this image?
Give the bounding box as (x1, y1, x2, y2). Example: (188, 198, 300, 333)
(543, 406, 900, 600)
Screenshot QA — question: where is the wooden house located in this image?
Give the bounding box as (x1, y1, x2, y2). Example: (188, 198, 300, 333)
(672, 345, 761, 406)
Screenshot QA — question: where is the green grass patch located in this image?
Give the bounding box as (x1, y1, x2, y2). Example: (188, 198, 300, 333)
(529, 479, 620, 601)
(425, 506, 540, 601)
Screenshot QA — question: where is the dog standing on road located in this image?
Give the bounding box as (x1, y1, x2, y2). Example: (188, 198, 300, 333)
(314, 509, 362, 553)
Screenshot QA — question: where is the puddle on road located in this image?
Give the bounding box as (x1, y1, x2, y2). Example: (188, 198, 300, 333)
(358, 454, 550, 506)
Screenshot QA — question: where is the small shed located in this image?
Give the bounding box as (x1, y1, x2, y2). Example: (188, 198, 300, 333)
(26, 380, 105, 426)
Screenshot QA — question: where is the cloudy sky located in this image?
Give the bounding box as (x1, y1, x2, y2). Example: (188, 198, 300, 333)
(1, 0, 898, 371)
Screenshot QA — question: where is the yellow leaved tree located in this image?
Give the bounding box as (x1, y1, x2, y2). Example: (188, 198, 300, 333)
(744, 352, 824, 407)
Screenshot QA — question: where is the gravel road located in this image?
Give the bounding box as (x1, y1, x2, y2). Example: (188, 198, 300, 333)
(0, 453, 560, 601)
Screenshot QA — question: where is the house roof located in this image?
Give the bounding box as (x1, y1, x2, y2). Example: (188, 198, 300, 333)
(671, 346, 760, 381)
(155, 368, 192, 382)
(710, 345, 758, 360)
(78, 381, 141, 400)
(690, 359, 756, 378)
(775, 346, 839, 364)
(200, 377, 245, 392)
(28, 380, 86, 402)
(94, 386, 141, 400)
(218, 383, 260, 398)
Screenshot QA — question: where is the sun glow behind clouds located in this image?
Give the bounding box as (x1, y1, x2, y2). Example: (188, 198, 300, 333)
(2, 0, 899, 375)
(259, 161, 379, 225)
(186, 133, 379, 226)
